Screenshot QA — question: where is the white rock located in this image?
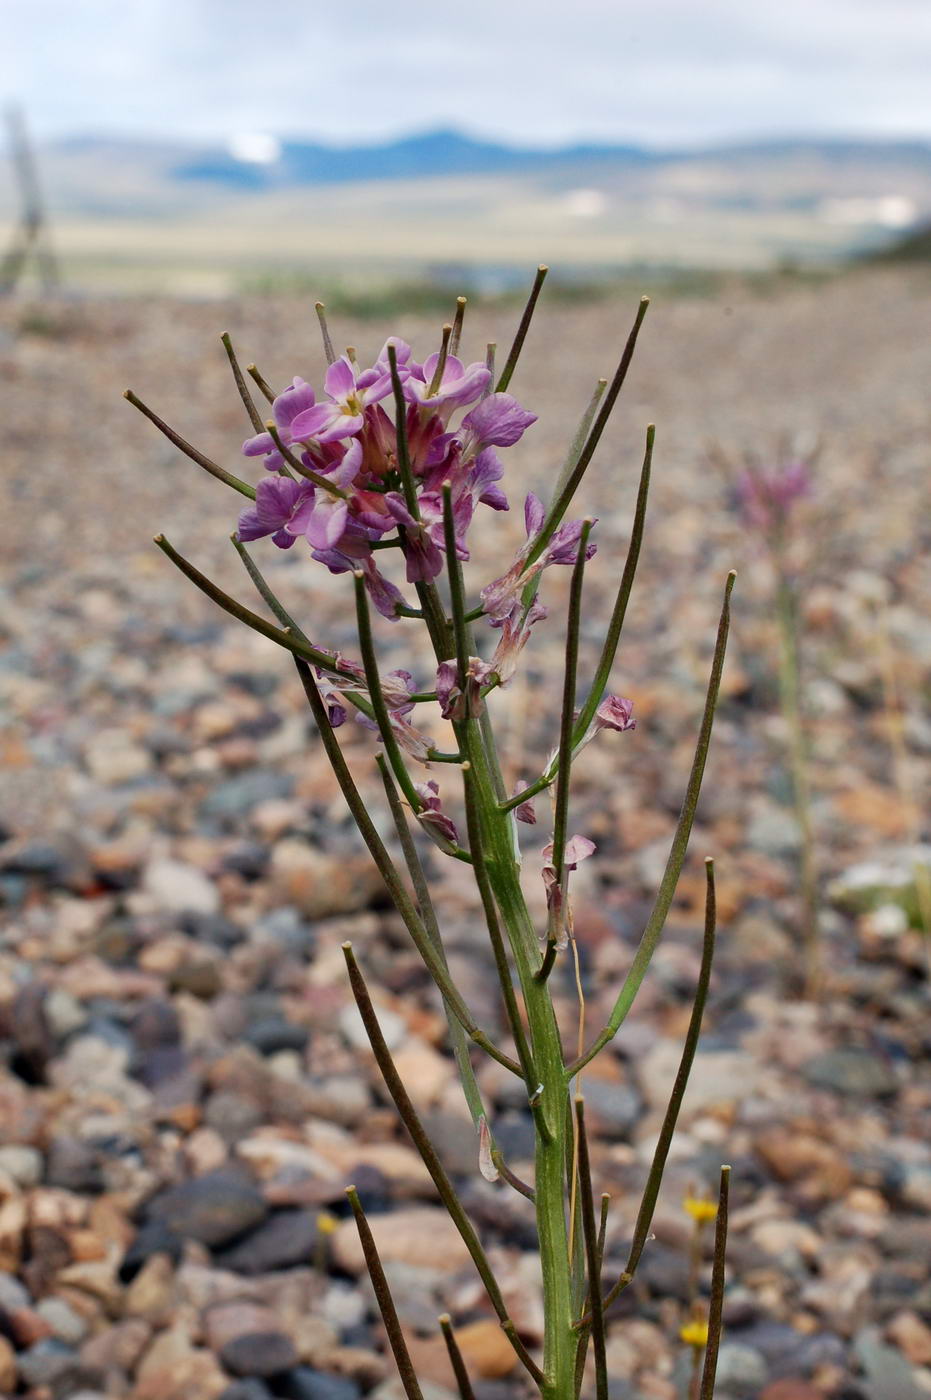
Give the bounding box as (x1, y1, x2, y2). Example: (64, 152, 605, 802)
(143, 859, 219, 915)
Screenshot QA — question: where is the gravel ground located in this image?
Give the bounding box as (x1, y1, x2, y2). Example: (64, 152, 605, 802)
(0, 268, 929, 1400)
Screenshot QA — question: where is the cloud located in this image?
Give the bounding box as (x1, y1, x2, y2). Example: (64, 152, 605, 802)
(4, 0, 931, 144)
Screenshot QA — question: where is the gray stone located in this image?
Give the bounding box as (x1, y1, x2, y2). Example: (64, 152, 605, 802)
(45, 1136, 104, 1193)
(580, 1076, 642, 1137)
(219, 1383, 274, 1400)
(36, 1296, 90, 1345)
(243, 1018, 310, 1056)
(213, 1209, 320, 1275)
(0, 1270, 32, 1311)
(802, 1047, 897, 1098)
(219, 1330, 298, 1378)
(279, 1369, 362, 1400)
(711, 1342, 768, 1396)
(148, 1167, 267, 1247)
(855, 1326, 929, 1400)
(201, 771, 294, 823)
(16, 1338, 78, 1387)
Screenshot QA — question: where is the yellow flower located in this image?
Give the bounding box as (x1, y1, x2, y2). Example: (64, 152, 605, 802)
(316, 1211, 338, 1236)
(680, 1320, 709, 1349)
(683, 1194, 718, 1224)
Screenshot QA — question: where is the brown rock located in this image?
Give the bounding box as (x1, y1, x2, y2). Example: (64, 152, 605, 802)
(132, 1343, 227, 1400)
(56, 1258, 123, 1313)
(8, 1305, 53, 1347)
(125, 1253, 178, 1327)
(754, 1126, 853, 1199)
(269, 840, 382, 918)
(0, 1335, 16, 1394)
(455, 1319, 519, 1379)
(82, 1317, 153, 1373)
(886, 1309, 931, 1366)
(759, 1383, 822, 1400)
(331, 1207, 472, 1275)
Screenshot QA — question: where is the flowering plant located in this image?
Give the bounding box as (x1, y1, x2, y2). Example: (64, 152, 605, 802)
(127, 270, 735, 1400)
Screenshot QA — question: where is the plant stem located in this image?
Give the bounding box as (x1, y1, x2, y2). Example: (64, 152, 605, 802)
(775, 565, 820, 997)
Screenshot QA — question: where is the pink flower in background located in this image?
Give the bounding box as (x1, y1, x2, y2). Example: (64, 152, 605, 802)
(735, 460, 811, 534)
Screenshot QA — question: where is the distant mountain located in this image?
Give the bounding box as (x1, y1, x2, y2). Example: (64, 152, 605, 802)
(172, 127, 658, 188)
(168, 128, 931, 189)
(6, 126, 931, 285)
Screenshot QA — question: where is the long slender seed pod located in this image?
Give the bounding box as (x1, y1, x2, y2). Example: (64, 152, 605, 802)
(387, 342, 420, 519)
(442, 485, 471, 691)
(342, 944, 542, 1383)
(699, 1165, 731, 1400)
(574, 1098, 607, 1400)
(568, 573, 734, 1074)
(246, 362, 276, 402)
(263, 420, 346, 497)
(156, 535, 365, 683)
(125, 391, 256, 499)
(427, 323, 453, 397)
(352, 571, 423, 813)
(374, 754, 488, 1129)
(489, 1148, 536, 1202)
(496, 265, 548, 392)
(439, 1315, 477, 1400)
(550, 377, 608, 513)
(525, 296, 649, 569)
(315, 301, 337, 364)
(449, 296, 467, 356)
(594, 859, 717, 1318)
(221, 332, 265, 433)
(346, 1186, 424, 1400)
(573, 423, 654, 736)
(499, 425, 653, 816)
(231, 534, 309, 639)
(293, 660, 520, 1075)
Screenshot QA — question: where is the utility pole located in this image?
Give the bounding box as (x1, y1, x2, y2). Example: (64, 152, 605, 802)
(0, 106, 60, 295)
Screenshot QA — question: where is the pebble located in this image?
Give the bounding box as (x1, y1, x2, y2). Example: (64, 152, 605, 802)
(802, 1047, 898, 1098)
(147, 1167, 268, 1247)
(206, 1301, 299, 1376)
(213, 1208, 321, 1275)
(712, 1343, 769, 1396)
(143, 858, 220, 915)
(0, 1143, 43, 1187)
(331, 1207, 472, 1275)
(279, 1369, 362, 1400)
(0, 1335, 15, 1393)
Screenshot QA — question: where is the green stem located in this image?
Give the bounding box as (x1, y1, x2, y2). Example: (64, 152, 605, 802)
(775, 567, 820, 996)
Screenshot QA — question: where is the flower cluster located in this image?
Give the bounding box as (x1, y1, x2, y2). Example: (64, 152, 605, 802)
(735, 460, 811, 535)
(237, 338, 536, 618)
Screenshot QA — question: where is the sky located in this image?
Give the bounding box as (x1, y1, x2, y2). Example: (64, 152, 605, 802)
(5, 0, 931, 149)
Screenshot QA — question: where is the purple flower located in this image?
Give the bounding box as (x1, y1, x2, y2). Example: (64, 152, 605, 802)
(512, 781, 537, 825)
(237, 476, 315, 549)
(405, 354, 490, 415)
(481, 493, 597, 627)
(489, 598, 548, 685)
(287, 440, 362, 551)
(414, 781, 461, 852)
(290, 355, 394, 444)
(462, 393, 537, 448)
(242, 377, 317, 470)
(735, 461, 811, 533)
(435, 656, 493, 721)
(594, 695, 636, 733)
(541, 834, 596, 944)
